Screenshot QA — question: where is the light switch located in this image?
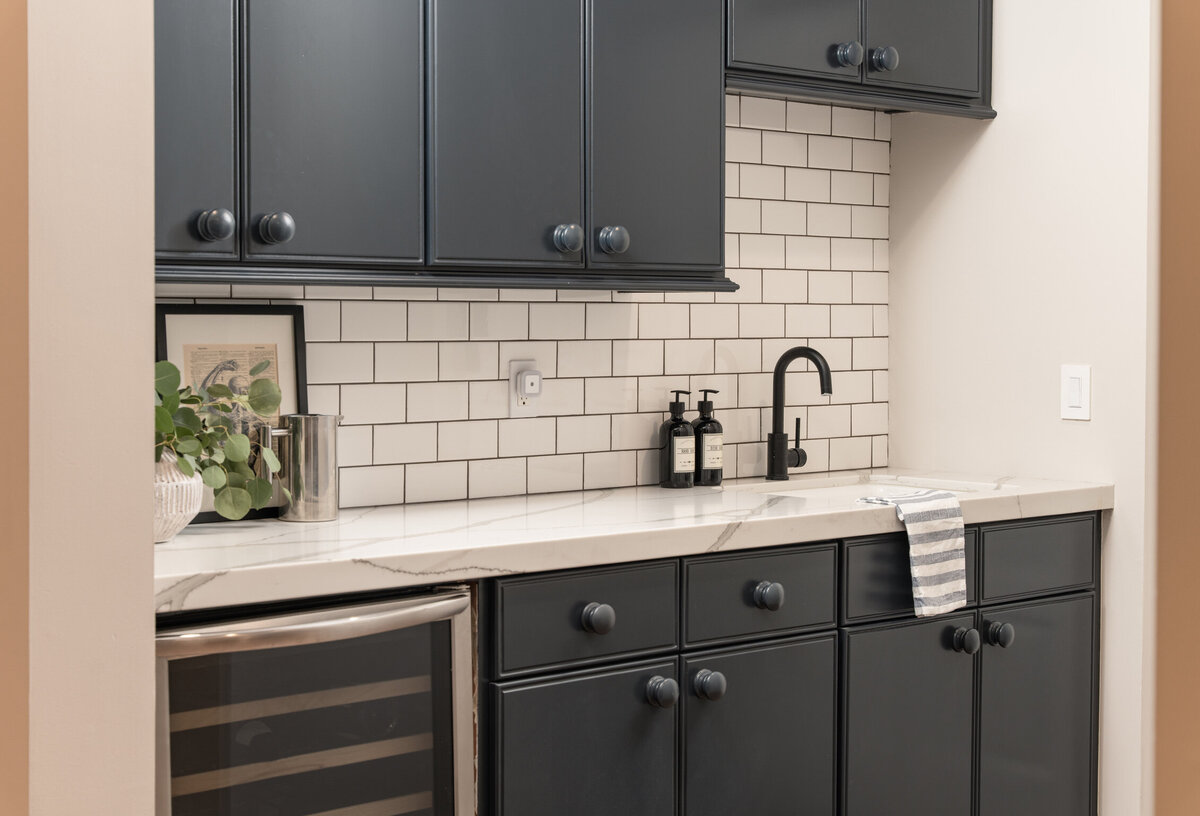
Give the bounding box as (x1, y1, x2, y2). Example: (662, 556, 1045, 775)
(1060, 364, 1091, 421)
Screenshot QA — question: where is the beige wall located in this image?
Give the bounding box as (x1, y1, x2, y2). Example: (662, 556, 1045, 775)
(889, 1, 1157, 813)
(26, 0, 156, 812)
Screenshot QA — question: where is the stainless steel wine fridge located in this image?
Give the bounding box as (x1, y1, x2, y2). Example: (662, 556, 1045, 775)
(155, 589, 474, 816)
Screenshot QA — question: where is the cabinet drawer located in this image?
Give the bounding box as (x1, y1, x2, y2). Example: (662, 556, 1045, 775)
(980, 514, 1097, 601)
(495, 562, 678, 676)
(842, 528, 978, 624)
(684, 544, 836, 645)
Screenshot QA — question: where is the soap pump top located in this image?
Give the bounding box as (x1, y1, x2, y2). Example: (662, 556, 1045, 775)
(669, 389, 690, 419)
(696, 388, 718, 418)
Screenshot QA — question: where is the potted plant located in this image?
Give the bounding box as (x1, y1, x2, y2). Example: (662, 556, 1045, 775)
(154, 359, 286, 541)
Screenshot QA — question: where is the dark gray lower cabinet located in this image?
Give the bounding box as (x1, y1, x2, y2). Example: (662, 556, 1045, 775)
(494, 659, 678, 816)
(842, 613, 976, 816)
(684, 637, 835, 816)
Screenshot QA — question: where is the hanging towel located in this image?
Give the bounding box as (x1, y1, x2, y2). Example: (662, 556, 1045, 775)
(860, 489, 967, 617)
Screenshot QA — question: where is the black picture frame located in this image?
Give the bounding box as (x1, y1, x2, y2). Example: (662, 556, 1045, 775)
(156, 303, 308, 522)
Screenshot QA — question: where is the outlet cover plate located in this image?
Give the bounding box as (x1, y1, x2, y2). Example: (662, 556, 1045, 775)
(509, 359, 539, 418)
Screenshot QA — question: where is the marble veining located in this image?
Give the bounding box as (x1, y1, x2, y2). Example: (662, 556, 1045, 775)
(155, 468, 1114, 612)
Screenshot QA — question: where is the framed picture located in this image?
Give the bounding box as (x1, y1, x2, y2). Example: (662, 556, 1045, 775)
(156, 304, 308, 522)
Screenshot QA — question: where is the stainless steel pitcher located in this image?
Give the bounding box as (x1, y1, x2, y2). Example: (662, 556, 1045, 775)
(271, 414, 342, 522)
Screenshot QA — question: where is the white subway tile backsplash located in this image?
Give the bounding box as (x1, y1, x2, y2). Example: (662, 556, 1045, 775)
(872, 434, 888, 467)
(830, 305, 873, 338)
(469, 380, 510, 419)
(407, 381, 468, 422)
(761, 131, 807, 167)
(559, 341, 613, 378)
(785, 168, 831, 203)
(852, 271, 888, 304)
(873, 371, 889, 402)
(308, 343, 374, 384)
(740, 96, 786, 130)
(726, 129, 761, 163)
(638, 304, 691, 339)
(808, 136, 853, 170)
(786, 304, 831, 337)
(469, 458, 526, 498)
(873, 240, 889, 272)
(470, 302, 528, 340)
(438, 419, 498, 461)
(808, 404, 851, 438)
(439, 342, 499, 381)
(340, 464, 406, 508)
(873, 305, 889, 337)
(852, 139, 890, 173)
(760, 201, 807, 235)
(853, 337, 888, 370)
(374, 286, 438, 300)
(612, 340, 664, 376)
(725, 94, 740, 126)
(808, 337, 852, 371)
(304, 285, 373, 300)
(726, 162, 740, 197)
(786, 101, 832, 135)
(830, 171, 874, 205)
(829, 370, 874, 404)
(808, 270, 853, 303)
(308, 385, 340, 415)
(807, 204, 853, 237)
(341, 301, 407, 341)
(498, 417, 556, 457)
(530, 303, 585, 340)
(405, 461, 467, 503)
(851, 206, 889, 239)
(557, 289, 613, 302)
(338, 425, 374, 467)
(740, 165, 785, 200)
(540, 378, 585, 416)
(737, 372, 773, 407)
(296, 300, 341, 341)
(726, 198, 761, 233)
(830, 238, 875, 271)
(499, 341, 559, 378)
(341, 383, 407, 425)
(717, 268, 762, 303)
(831, 107, 875, 139)
(737, 304, 785, 338)
(715, 339, 761, 373)
(377, 342, 439, 382)
(762, 269, 808, 304)
(557, 415, 611, 453)
(584, 450, 636, 489)
(611, 412, 662, 450)
(586, 303, 639, 339)
(527, 454, 583, 494)
(586, 377, 640, 414)
(664, 340, 715, 375)
(691, 303, 740, 338)
(829, 436, 872, 470)
(873, 175, 890, 206)
(408, 302, 469, 341)
(785, 236, 831, 270)
(852, 402, 888, 436)
(439, 288, 499, 301)
(874, 111, 892, 141)
(375, 423, 438, 465)
(739, 234, 786, 268)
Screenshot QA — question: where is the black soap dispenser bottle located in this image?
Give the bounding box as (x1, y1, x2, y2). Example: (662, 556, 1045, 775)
(692, 389, 724, 486)
(659, 390, 695, 489)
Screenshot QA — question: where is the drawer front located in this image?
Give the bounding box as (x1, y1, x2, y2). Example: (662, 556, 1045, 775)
(981, 514, 1097, 601)
(842, 528, 978, 623)
(684, 544, 837, 645)
(496, 562, 678, 676)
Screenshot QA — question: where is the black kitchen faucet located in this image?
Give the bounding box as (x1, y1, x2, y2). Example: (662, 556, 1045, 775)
(766, 346, 834, 480)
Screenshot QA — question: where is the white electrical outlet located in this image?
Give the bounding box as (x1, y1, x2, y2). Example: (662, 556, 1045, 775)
(1060, 364, 1091, 421)
(509, 359, 541, 418)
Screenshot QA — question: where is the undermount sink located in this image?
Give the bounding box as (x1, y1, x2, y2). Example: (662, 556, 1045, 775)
(722, 473, 1004, 502)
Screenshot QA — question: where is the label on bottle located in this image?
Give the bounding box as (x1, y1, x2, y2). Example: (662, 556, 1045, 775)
(700, 433, 724, 469)
(672, 436, 696, 473)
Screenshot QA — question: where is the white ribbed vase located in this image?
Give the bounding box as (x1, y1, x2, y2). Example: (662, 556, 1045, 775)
(154, 451, 204, 543)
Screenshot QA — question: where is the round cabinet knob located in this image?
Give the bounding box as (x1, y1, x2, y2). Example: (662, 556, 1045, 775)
(870, 45, 901, 72)
(195, 208, 235, 242)
(692, 669, 727, 701)
(835, 40, 865, 68)
(598, 225, 631, 255)
(645, 676, 680, 709)
(753, 580, 786, 611)
(553, 223, 585, 253)
(987, 621, 1016, 648)
(580, 602, 616, 635)
(953, 627, 982, 655)
(258, 211, 296, 245)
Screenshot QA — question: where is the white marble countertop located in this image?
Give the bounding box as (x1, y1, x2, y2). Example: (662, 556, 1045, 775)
(154, 468, 1114, 612)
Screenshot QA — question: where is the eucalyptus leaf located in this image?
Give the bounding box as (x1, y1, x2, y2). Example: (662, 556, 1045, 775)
(246, 478, 274, 510)
(154, 406, 175, 434)
(247, 379, 282, 417)
(175, 437, 202, 455)
(206, 383, 234, 399)
(231, 461, 255, 479)
(154, 361, 181, 398)
(175, 456, 195, 478)
(209, 449, 225, 465)
(213, 486, 252, 520)
(225, 471, 248, 489)
(162, 390, 180, 415)
(201, 466, 227, 489)
(260, 446, 281, 473)
(225, 433, 252, 463)
(250, 359, 271, 376)
(173, 408, 203, 434)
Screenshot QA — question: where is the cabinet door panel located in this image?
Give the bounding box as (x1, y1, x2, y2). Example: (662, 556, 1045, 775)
(155, 0, 238, 258)
(842, 614, 975, 816)
(979, 596, 1096, 816)
(245, 0, 423, 263)
(431, 0, 584, 267)
(494, 660, 677, 816)
(863, 0, 981, 97)
(728, 0, 862, 81)
(590, 0, 723, 270)
(684, 637, 835, 816)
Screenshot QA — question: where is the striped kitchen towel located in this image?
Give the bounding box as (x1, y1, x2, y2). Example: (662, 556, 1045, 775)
(860, 489, 967, 617)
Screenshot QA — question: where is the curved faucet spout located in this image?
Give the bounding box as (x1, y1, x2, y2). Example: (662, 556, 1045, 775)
(766, 346, 833, 480)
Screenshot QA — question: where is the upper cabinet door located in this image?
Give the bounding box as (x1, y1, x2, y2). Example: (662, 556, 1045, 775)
(430, 0, 584, 268)
(155, 0, 238, 259)
(863, 0, 982, 97)
(727, 0, 862, 81)
(590, 0, 723, 270)
(244, 0, 424, 264)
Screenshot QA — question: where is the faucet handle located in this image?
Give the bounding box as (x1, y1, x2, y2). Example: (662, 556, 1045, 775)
(787, 417, 807, 469)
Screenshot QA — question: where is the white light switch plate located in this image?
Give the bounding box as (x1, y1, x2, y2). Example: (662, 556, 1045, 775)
(509, 359, 539, 418)
(1060, 364, 1091, 421)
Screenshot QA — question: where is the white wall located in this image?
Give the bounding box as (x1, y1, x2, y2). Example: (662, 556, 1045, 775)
(889, 1, 1157, 813)
(27, 0, 156, 812)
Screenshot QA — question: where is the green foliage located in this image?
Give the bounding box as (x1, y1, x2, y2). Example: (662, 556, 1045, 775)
(154, 360, 288, 521)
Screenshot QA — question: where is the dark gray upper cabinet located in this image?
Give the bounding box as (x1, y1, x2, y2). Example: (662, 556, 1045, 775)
(589, 0, 723, 271)
(728, 0, 861, 81)
(244, 0, 423, 264)
(863, 0, 982, 98)
(155, 0, 238, 259)
(429, 0, 584, 268)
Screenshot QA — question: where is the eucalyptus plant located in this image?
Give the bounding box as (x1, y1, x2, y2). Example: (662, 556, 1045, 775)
(154, 359, 287, 520)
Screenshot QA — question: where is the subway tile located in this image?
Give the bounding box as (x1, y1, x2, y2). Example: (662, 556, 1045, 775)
(586, 377, 640, 414)
(341, 301, 407, 341)
(407, 381, 468, 422)
(307, 343, 374, 384)
(469, 380, 511, 420)
(873, 240, 890, 272)
(740, 96, 786, 130)
(829, 436, 872, 470)
(375, 423, 438, 465)
(614, 291, 666, 303)
(830, 305, 874, 337)
(808, 404, 851, 438)
(831, 107, 875, 139)
(852, 139, 890, 173)
(853, 337, 889, 370)
(638, 376, 685, 413)
(873, 371, 889, 402)
(498, 417, 556, 457)
(725, 93, 740, 126)
(470, 302, 528, 340)
(373, 286, 438, 300)
(304, 285, 373, 300)
(830, 238, 875, 271)
(740, 164, 785, 199)
(761, 132, 807, 166)
(874, 111, 892, 141)
(612, 340, 664, 376)
(725, 198, 761, 233)
(469, 458, 527, 499)
(737, 372, 773, 408)
(340, 464, 405, 508)
(786, 304, 831, 337)
(557, 288, 612, 302)
(793, 437, 830, 474)
(785, 168, 831, 203)
(526, 453, 584, 494)
(852, 402, 888, 436)
(665, 291, 715, 304)
(611, 412, 663, 450)
(874, 174, 890, 206)
(726, 129, 761, 163)
(873, 305, 889, 337)
(687, 374, 739, 410)
(540, 378, 585, 416)
(408, 302, 469, 341)
(691, 303, 740, 338)
(636, 449, 659, 485)
(852, 271, 888, 304)
(786, 101, 831, 135)
(557, 415, 611, 453)
(807, 203, 853, 237)
(500, 288, 556, 301)
(664, 340, 715, 375)
(715, 339, 761, 373)
(725, 162, 740, 197)
(295, 300, 341, 341)
(376, 342, 439, 383)
(760, 201, 807, 235)
(830, 171, 874, 205)
(808, 136, 853, 170)
(872, 435, 889, 467)
(438, 288, 498, 301)
(405, 461, 467, 503)
(852, 206, 889, 239)
(736, 441, 767, 478)
(762, 405, 806, 443)
(725, 234, 739, 267)
(638, 304, 691, 339)
(718, 407, 761, 445)
(500, 341, 559, 378)
(762, 269, 808, 303)
(439, 342, 499, 381)
(807, 337, 852, 371)
(307, 385, 340, 415)
(737, 304, 785, 338)
(156, 283, 230, 298)
(828, 370, 874, 404)
(558, 340, 613, 378)
(739, 234, 786, 268)
(808, 270, 853, 304)
(530, 303, 585, 340)
(438, 419, 498, 461)
(785, 236, 831, 270)
(716, 269, 762, 303)
(341, 383, 407, 425)
(338, 425, 373, 467)
(584, 450, 636, 490)
(586, 303, 639, 339)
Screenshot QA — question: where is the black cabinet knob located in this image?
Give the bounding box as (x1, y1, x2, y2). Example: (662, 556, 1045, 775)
(598, 225, 631, 255)
(553, 223, 585, 253)
(195, 208, 235, 242)
(835, 40, 865, 68)
(581, 602, 616, 635)
(692, 669, 727, 701)
(258, 211, 296, 245)
(870, 46, 900, 72)
(645, 675, 679, 708)
(953, 627, 981, 655)
(987, 621, 1016, 648)
(753, 580, 786, 611)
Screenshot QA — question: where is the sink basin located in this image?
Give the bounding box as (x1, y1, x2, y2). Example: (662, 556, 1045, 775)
(722, 473, 1003, 502)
